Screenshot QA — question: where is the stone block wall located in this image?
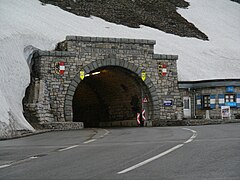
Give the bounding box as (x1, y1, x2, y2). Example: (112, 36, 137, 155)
(24, 36, 183, 127)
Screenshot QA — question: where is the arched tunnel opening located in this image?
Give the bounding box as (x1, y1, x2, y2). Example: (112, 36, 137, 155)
(72, 66, 152, 128)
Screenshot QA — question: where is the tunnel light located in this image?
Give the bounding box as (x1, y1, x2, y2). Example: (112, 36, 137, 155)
(85, 71, 101, 77)
(92, 72, 101, 75)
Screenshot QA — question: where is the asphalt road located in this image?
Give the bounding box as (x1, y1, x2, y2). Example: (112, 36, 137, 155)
(0, 123, 240, 180)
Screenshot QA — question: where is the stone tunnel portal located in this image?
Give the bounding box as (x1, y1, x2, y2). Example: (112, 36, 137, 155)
(72, 66, 152, 128)
(23, 36, 182, 130)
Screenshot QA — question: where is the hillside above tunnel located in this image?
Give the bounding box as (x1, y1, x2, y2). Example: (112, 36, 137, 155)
(40, 0, 208, 40)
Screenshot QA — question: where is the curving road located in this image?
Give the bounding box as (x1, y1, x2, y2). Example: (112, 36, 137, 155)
(0, 123, 240, 180)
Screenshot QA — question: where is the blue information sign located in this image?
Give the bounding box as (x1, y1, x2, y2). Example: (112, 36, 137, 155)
(225, 102, 237, 107)
(164, 100, 173, 106)
(226, 86, 234, 93)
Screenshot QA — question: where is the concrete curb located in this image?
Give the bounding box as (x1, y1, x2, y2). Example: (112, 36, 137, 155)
(0, 129, 53, 141)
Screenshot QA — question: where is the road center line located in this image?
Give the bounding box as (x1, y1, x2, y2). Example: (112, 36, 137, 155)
(117, 128, 197, 174)
(0, 164, 12, 169)
(100, 129, 110, 138)
(103, 129, 110, 136)
(83, 139, 96, 144)
(182, 128, 197, 144)
(117, 144, 184, 174)
(58, 145, 79, 152)
(0, 156, 40, 169)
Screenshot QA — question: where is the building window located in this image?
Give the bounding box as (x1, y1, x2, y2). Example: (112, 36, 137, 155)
(225, 94, 235, 103)
(203, 95, 210, 109)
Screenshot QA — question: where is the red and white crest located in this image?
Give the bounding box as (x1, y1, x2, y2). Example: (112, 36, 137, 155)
(55, 62, 65, 75)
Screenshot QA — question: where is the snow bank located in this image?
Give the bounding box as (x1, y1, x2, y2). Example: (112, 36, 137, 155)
(177, 0, 240, 81)
(0, 0, 239, 135)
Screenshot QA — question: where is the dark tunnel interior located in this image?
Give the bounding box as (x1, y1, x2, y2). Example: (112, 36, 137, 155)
(72, 66, 151, 127)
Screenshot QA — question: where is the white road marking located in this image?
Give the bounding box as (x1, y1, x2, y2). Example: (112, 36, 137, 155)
(117, 144, 184, 174)
(0, 156, 40, 169)
(83, 139, 96, 144)
(0, 129, 109, 169)
(182, 128, 197, 144)
(0, 164, 12, 169)
(103, 129, 110, 136)
(58, 145, 79, 152)
(117, 128, 197, 174)
(29, 156, 39, 159)
(100, 129, 110, 138)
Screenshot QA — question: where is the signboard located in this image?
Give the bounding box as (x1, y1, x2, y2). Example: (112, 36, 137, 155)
(237, 95, 240, 107)
(142, 109, 146, 121)
(226, 86, 234, 93)
(225, 102, 237, 107)
(142, 97, 148, 103)
(221, 106, 230, 119)
(80, 71, 85, 80)
(136, 113, 140, 125)
(141, 71, 146, 81)
(164, 100, 173, 106)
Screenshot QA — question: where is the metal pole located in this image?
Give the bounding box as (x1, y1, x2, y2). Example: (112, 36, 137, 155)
(193, 89, 196, 118)
(141, 87, 143, 126)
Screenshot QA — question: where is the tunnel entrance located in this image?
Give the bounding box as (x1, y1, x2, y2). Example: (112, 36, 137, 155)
(72, 66, 152, 128)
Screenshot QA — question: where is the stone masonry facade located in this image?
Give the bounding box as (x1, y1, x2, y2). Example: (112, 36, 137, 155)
(24, 36, 183, 127)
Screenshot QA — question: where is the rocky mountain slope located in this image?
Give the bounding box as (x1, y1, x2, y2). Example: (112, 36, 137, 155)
(40, 0, 208, 40)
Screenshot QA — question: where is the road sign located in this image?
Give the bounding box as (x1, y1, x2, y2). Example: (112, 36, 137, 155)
(142, 109, 146, 121)
(142, 97, 148, 103)
(80, 70, 85, 80)
(221, 106, 230, 119)
(164, 100, 173, 106)
(141, 70, 146, 81)
(137, 113, 140, 125)
(226, 86, 234, 93)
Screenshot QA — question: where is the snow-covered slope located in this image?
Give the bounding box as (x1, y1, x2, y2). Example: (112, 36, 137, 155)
(0, 0, 239, 135)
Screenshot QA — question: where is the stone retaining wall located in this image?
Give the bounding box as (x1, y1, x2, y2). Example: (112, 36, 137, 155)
(42, 122, 84, 130)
